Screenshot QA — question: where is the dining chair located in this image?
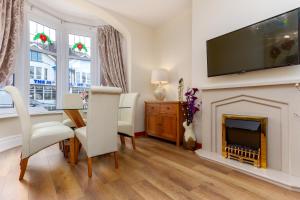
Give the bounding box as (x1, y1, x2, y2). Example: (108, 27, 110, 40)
(4, 86, 75, 180)
(74, 86, 122, 177)
(62, 93, 86, 128)
(118, 93, 139, 150)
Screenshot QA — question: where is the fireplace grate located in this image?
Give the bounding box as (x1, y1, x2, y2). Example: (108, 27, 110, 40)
(224, 144, 261, 167)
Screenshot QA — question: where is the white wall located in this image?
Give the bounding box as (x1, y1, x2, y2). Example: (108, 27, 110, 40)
(192, 0, 300, 141)
(155, 4, 192, 100)
(192, 0, 300, 89)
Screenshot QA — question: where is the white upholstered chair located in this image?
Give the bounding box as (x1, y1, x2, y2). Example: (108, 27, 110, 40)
(74, 86, 122, 177)
(4, 86, 74, 180)
(118, 93, 139, 150)
(62, 93, 85, 128)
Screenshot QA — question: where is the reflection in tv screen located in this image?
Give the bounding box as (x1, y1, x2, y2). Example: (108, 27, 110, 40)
(207, 8, 299, 77)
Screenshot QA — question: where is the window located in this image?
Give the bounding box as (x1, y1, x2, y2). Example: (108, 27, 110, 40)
(44, 68, 48, 80)
(0, 75, 14, 108)
(30, 66, 34, 79)
(76, 72, 80, 83)
(36, 67, 42, 79)
(29, 20, 57, 109)
(68, 34, 91, 94)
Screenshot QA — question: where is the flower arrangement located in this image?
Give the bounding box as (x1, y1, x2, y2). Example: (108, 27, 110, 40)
(185, 88, 201, 126)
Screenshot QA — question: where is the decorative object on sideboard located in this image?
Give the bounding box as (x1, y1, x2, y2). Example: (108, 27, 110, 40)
(151, 69, 168, 101)
(178, 78, 184, 102)
(80, 91, 89, 109)
(183, 88, 201, 150)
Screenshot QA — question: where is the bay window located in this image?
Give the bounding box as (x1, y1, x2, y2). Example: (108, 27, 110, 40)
(0, 8, 100, 114)
(12, 9, 99, 112)
(0, 7, 99, 114)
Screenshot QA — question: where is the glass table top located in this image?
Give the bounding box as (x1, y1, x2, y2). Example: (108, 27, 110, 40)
(46, 106, 131, 111)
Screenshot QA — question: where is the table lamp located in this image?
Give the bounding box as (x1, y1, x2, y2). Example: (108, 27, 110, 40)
(151, 69, 168, 101)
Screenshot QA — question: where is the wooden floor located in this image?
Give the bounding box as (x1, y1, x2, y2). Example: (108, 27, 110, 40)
(0, 137, 300, 200)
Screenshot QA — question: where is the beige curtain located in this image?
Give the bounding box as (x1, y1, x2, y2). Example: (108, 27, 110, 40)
(0, 0, 24, 86)
(97, 25, 128, 93)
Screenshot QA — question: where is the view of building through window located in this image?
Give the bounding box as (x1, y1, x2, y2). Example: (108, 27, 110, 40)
(29, 21, 57, 109)
(68, 34, 91, 94)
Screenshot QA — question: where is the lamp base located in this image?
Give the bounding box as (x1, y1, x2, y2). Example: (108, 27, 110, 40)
(154, 85, 166, 101)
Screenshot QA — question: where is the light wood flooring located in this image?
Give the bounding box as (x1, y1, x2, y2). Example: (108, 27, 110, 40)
(0, 137, 300, 200)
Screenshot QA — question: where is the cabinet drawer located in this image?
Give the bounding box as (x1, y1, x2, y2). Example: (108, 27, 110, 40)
(147, 104, 160, 113)
(160, 104, 177, 114)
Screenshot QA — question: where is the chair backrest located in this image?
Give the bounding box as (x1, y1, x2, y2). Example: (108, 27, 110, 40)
(62, 93, 83, 119)
(118, 93, 139, 132)
(86, 86, 122, 157)
(4, 86, 31, 157)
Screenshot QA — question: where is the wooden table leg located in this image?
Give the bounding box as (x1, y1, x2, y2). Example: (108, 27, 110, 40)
(69, 138, 75, 165)
(64, 110, 86, 128)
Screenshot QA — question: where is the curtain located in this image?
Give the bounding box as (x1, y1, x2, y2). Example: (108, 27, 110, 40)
(0, 0, 24, 86)
(97, 25, 128, 93)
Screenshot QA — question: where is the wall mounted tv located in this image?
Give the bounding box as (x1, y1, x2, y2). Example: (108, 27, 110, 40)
(206, 8, 300, 77)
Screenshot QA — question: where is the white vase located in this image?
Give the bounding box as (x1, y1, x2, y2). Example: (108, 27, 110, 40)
(183, 121, 196, 150)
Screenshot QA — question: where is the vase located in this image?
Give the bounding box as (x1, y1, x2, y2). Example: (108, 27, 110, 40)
(183, 121, 196, 150)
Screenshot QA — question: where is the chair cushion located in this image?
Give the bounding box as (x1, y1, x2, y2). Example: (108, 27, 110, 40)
(31, 125, 74, 155)
(118, 121, 133, 136)
(75, 126, 87, 151)
(32, 121, 63, 130)
(63, 118, 87, 128)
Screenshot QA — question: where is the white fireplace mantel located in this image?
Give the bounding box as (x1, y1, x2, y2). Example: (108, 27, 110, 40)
(195, 82, 300, 191)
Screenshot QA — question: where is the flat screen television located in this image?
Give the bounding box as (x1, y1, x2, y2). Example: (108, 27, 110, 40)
(206, 8, 300, 77)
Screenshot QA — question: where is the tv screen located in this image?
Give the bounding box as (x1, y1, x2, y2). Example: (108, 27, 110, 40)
(207, 8, 300, 77)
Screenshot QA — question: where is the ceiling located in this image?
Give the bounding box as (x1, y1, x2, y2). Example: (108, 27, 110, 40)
(87, 0, 191, 27)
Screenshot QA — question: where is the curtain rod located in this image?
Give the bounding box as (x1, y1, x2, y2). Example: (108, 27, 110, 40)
(29, 4, 99, 29)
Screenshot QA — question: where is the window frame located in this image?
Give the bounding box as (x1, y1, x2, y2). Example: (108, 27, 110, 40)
(0, 6, 99, 114)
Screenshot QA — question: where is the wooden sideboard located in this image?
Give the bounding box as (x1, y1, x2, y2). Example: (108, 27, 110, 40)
(145, 101, 186, 146)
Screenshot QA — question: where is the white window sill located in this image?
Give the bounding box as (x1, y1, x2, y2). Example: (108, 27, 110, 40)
(0, 107, 63, 119)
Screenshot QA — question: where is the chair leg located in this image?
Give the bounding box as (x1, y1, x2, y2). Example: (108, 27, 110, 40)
(59, 141, 63, 151)
(19, 157, 29, 180)
(69, 138, 75, 165)
(74, 137, 79, 164)
(114, 152, 119, 169)
(88, 157, 92, 177)
(79, 143, 82, 152)
(120, 135, 126, 146)
(63, 140, 68, 158)
(131, 136, 136, 150)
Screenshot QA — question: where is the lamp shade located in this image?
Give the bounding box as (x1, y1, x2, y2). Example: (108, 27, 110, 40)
(151, 69, 168, 84)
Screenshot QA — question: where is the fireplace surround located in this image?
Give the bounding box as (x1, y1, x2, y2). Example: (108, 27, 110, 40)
(222, 114, 267, 168)
(195, 82, 300, 191)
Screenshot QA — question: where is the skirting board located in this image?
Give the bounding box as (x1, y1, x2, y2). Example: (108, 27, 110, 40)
(0, 135, 21, 153)
(134, 131, 146, 137)
(195, 149, 300, 192)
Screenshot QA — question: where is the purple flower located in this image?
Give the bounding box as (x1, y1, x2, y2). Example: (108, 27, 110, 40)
(185, 88, 200, 125)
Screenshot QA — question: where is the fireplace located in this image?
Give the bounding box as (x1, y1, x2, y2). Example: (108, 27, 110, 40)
(222, 114, 267, 168)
